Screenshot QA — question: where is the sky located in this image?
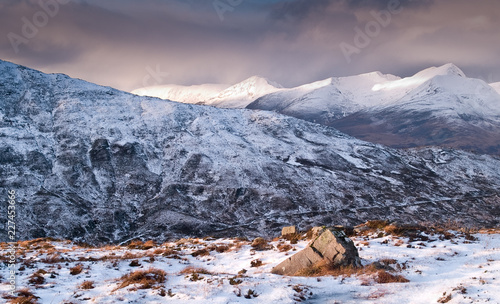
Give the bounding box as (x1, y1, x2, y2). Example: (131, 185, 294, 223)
(0, 0, 499, 91)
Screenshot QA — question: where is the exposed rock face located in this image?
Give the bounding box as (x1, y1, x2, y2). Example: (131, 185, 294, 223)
(272, 229, 361, 275)
(1, 60, 500, 244)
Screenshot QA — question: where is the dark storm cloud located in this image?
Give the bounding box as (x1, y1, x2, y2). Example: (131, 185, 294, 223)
(346, 0, 434, 9)
(269, 0, 333, 21)
(0, 0, 499, 91)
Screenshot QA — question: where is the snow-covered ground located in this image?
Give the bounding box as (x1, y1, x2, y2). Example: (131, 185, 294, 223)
(1, 228, 499, 303)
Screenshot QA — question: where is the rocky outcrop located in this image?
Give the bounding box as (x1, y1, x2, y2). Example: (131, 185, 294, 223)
(272, 229, 361, 275)
(1, 59, 500, 244)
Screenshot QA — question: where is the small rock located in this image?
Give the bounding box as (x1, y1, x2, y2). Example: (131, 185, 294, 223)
(282, 226, 297, 236)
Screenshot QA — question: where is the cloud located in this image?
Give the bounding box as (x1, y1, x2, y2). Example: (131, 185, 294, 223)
(0, 0, 499, 91)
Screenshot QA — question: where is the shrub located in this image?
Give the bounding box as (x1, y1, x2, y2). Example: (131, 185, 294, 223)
(116, 268, 166, 290)
(79, 281, 94, 290)
(69, 265, 83, 275)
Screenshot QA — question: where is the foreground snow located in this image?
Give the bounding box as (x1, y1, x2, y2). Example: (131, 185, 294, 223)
(1, 229, 499, 303)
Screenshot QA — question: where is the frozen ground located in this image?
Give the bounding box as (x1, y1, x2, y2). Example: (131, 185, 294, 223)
(1, 227, 499, 304)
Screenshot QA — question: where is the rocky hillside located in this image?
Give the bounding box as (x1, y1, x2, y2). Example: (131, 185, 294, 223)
(1, 60, 500, 244)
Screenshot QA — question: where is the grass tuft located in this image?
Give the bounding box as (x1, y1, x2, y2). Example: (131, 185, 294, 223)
(116, 268, 166, 290)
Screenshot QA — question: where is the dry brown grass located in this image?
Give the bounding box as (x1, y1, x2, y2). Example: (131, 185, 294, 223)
(6, 288, 39, 304)
(366, 220, 389, 230)
(282, 233, 302, 244)
(230, 240, 247, 252)
(191, 248, 210, 257)
(69, 265, 83, 275)
(41, 254, 67, 264)
(295, 259, 410, 284)
(116, 268, 166, 290)
(277, 243, 292, 252)
(142, 240, 156, 250)
(122, 252, 142, 260)
(179, 266, 212, 275)
(250, 238, 272, 251)
(126, 240, 156, 250)
(213, 244, 231, 253)
(375, 270, 410, 283)
(79, 280, 94, 290)
(437, 292, 452, 303)
(477, 228, 500, 234)
(129, 259, 141, 267)
(28, 273, 45, 285)
(250, 259, 263, 268)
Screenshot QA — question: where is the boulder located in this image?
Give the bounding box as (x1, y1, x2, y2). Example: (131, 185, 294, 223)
(281, 226, 297, 236)
(310, 229, 361, 267)
(272, 228, 361, 276)
(310, 226, 325, 239)
(271, 247, 323, 275)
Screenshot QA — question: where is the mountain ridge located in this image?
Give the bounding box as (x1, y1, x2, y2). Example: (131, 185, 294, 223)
(134, 63, 500, 155)
(1, 59, 500, 244)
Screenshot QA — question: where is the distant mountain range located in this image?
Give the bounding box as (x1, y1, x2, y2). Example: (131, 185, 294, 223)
(1, 59, 500, 244)
(134, 64, 500, 155)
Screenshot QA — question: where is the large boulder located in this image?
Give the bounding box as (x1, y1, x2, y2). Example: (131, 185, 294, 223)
(272, 228, 361, 276)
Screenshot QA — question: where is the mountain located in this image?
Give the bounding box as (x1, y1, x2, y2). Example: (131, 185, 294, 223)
(331, 69, 500, 154)
(1, 59, 500, 244)
(132, 83, 229, 104)
(139, 64, 500, 155)
(246, 71, 403, 123)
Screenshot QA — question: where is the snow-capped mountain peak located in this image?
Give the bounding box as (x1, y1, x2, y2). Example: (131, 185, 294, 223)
(205, 75, 283, 108)
(490, 82, 500, 95)
(413, 63, 466, 79)
(131, 83, 229, 104)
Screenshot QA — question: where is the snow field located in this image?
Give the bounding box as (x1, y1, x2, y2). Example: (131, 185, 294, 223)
(1, 228, 499, 303)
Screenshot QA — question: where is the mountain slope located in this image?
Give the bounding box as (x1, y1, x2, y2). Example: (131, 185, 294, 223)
(1, 60, 500, 244)
(132, 83, 229, 104)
